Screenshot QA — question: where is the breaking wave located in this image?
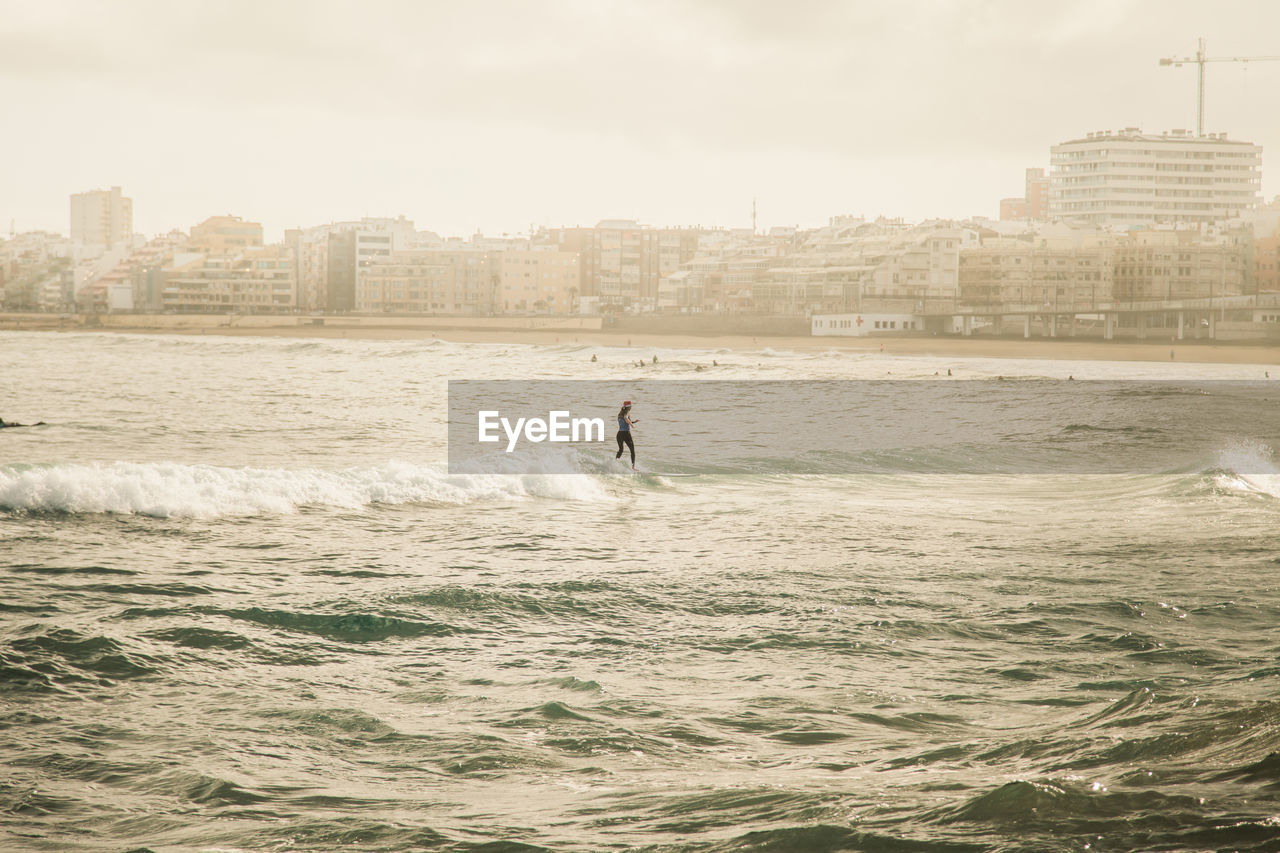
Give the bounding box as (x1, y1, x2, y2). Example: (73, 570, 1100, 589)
(0, 460, 609, 518)
(1209, 439, 1280, 497)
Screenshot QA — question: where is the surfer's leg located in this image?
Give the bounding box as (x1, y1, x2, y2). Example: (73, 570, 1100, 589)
(616, 432, 625, 459)
(623, 432, 635, 465)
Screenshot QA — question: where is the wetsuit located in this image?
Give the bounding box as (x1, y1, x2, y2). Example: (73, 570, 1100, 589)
(615, 415, 634, 465)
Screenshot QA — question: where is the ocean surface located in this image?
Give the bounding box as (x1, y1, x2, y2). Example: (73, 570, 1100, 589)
(5, 330, 1280, 853)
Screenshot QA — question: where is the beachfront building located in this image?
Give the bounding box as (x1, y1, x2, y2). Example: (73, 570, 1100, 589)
(543, 221, 699, 310)
(285, 216, 420, 313)
(493, 249, 580, 313)
(958, 234, 1116, 311)
(1245, 201, 1280, 294)
(160, 245, 297, 313)
(811, 312, 932, 336)
(1112, 228, 1251, 302)
(1049, 129, 1262, 226)
(747, 219, 969, 315)
(658, 242, 778, 313)
(70, 186, 132, 248)
(1256, 228, 1280, 294)
(752, 263, 872, 315)
(284, 225, 332, 313)
(355, 250, 495, 314)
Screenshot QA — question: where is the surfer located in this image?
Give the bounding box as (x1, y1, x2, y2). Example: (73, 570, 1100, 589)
(615, 400, 636, 470)
(0, 418, 44, 428)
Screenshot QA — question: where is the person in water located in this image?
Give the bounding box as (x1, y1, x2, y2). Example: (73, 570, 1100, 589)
(0, 418, 44, 428)
(615, 400, 637, 470)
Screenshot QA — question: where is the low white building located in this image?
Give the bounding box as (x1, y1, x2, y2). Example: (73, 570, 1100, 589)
(812, 312, 925, 336)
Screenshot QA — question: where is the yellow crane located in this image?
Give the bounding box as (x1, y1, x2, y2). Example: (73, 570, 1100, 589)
(1159, 37, 1280, 137)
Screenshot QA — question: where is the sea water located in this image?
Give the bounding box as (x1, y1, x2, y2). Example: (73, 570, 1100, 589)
(5, 331, 1280, 852)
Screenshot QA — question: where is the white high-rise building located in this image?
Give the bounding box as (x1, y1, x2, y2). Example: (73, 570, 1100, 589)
(1049, 129, 1261, 226)
(69, 186, 133, 247)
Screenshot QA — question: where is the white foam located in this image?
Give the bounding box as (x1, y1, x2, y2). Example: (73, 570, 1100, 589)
(1214, 440, 1280, 497)
(0, 459, 609, 518)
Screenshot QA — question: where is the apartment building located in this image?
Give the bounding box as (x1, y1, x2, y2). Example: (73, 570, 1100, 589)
(288, 217, 418, 312)
(189, 215, 264, 252)
(657, 239, 784, 313)
(161, 245, 296, 312)
(494, 249, 580, 313)
(959, 238, 1115, 309)
(702, 220, 968, 315)
(1026, 168, 1050, 219)
(545, 221, 698, 309)
(356, 250, 494, 314)
(69, 186, 132, 247)
(1256, 229, 1280, 293)
(1050, 129, 1262, 225)
(752, 263, 871, 314)
(1112, 229, 1250, 302)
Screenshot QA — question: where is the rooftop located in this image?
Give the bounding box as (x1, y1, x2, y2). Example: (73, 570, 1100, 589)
(1057, 128, 1256, 146)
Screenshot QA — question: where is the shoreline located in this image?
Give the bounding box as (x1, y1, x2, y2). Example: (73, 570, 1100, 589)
(4, 319, 1280, 365)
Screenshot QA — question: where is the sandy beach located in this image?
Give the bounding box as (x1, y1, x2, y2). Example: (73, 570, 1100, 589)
(6, 315, 1280, 365)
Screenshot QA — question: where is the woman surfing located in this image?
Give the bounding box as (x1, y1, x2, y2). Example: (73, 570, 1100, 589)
(615, 400, 637, 470)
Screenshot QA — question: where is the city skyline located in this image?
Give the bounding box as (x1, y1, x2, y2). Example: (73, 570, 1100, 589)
(3, 1, 1280, 242)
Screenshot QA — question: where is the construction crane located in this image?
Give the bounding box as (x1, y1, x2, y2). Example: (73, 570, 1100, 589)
(1160, 37, 1280, 137)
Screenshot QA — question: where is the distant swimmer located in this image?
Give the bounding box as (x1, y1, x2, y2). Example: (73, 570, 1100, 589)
(652, 355, 658, 364)
(0, 418, 45, 428)
(615, 400, 637, 470)
(591, 354, 598, 362)
(713, 360, 719, 367)
(947, 369, 952, 376)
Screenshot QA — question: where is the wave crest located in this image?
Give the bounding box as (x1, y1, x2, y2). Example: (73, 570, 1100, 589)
(0, 460, 608, 518)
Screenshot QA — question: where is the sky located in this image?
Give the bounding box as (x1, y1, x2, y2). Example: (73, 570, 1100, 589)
(2, 0, 1279, 242)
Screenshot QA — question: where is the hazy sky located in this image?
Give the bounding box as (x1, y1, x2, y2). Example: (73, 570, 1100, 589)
(3, 0, 1279, 241)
